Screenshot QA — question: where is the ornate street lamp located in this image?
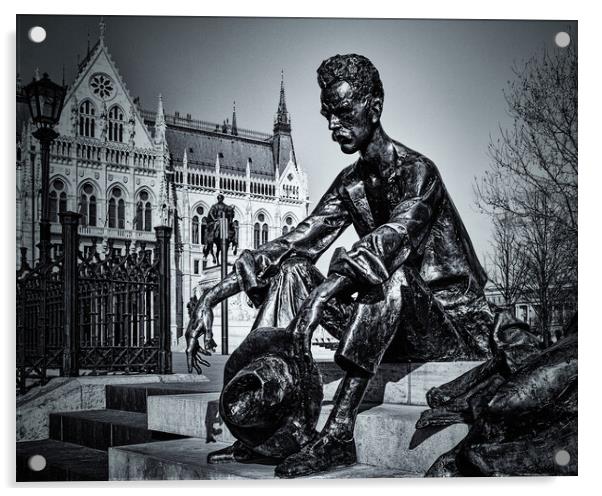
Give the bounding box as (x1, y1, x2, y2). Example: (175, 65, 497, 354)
(23, 73, 67, 264)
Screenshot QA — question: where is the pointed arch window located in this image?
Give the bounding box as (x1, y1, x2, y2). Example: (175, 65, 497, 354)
(254, 213, 269, 248)
(192, 216, 199, 245)
(108, 187, 125, 229)
(78, 100, 96, 138)
(192, 206, 206, 245)
(201, 216, 208, 245)
(135, 190, 152, 231)
(261, 224, 269, 244)
(282, 215, 295, 235)
(79, 182, 97, 226)
(108, 105, 125, 142)
(49, 179, 67, 222)
(254, 223, 260, 249)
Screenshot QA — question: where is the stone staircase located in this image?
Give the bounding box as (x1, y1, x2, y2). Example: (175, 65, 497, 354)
(16, 380, 220, 481)
(17, 360, 479, 481)
(109, 361, 479, 480)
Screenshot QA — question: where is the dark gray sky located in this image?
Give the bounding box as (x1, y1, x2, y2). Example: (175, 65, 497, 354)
(17, 15, 577, 268)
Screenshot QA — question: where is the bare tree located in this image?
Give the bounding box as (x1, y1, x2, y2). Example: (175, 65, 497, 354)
(518, 192, 576, 346)
(476, 41, 577, 235)
(475, 40, 577, 345)
(486, 212, 528, 308)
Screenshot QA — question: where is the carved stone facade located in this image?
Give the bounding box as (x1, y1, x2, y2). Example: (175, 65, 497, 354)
(16, 26, 309, 350)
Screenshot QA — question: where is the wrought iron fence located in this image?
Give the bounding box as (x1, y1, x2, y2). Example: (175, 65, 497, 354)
(16, 247, 64, 389)
(16, 212, 172, 393)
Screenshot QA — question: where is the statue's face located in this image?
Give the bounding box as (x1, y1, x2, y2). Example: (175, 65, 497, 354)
(320, 81, 379, 154)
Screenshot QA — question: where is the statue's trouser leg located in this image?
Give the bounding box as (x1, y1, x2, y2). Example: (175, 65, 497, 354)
(321, 374, 370, 439)
(272, 263, 488, 478)
(334, 265, 490, 376)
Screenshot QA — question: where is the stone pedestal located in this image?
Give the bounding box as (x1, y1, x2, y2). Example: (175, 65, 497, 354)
(118, 360, 480, 479)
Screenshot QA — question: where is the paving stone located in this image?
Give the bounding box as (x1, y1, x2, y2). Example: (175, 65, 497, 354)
(109, 439, 417, 480)
(16, 439, 108, 481)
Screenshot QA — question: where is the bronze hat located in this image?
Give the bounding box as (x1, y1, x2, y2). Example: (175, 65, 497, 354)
(220, 326, 323, 459)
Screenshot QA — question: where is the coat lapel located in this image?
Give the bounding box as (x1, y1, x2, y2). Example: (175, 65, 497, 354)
(343, 164, 376, 233)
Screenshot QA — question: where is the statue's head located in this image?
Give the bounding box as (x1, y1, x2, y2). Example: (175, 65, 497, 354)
(217, 194, 224, 203)
(317, 54, 384, 154)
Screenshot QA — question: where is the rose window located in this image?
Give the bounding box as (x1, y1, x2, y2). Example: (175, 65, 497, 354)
(89, 73, 115, 100)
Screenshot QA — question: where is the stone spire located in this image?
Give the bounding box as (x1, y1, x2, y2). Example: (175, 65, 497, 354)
(246, 158, 251, 195)
(274, 70, 290, 134)
(231, 101, 238, 136)
(182, 147, 189, 189)
(154, 94, 166, 144)
(99, 16, 106, 44)
(272, 70, 295, 178)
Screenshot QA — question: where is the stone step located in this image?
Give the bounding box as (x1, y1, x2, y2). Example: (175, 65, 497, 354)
(148, 392, 234, 443)
(109, 439, 416, 480)
(49, 409, 182, 451)
(320, 361, 480, 406)
(147, 393, 468, 473)
(17, 373, 209, 442)
(17, 439, 108, 481)
(106, 381, 221, 413)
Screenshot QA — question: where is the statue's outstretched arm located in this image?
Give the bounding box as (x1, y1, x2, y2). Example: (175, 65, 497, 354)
(185, 272, 241, 373)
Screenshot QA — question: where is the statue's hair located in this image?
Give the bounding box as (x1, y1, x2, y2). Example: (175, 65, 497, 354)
(317, 54, 384, 102)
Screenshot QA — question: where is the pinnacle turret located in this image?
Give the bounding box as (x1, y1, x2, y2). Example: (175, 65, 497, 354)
(232, 101, 238, 136)
(274, 70, 291, 134)
(154, 94, 166, 144)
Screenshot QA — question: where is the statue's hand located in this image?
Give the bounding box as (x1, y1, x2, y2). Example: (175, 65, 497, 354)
(185, 301, 216, 374)
(290, 290, 328, 365)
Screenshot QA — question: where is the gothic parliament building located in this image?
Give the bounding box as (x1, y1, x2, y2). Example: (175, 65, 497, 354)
(16, 22, 309, 350)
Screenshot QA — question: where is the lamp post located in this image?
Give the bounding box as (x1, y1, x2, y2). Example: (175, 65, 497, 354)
(219, 212, 229, 355)
(23, 73, 67, 264)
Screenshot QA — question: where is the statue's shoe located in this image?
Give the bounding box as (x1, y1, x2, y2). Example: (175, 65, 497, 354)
(207, 441, 270, 465)
(274, 434, 357, 478)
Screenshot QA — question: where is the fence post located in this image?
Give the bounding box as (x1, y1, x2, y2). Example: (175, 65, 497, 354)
(60, 211, 81, 377)
(155, 225, 172, 374)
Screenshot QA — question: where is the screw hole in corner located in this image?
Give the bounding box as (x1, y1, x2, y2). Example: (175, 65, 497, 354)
(554, 449, 571, 466)
(554, 31, 571, 48)
(28, 26, 46, 43)
(27, 454, 47, 472)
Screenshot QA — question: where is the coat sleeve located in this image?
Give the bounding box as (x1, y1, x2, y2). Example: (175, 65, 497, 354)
(233, 168, 352, 305)
(328, 158, 444, 286)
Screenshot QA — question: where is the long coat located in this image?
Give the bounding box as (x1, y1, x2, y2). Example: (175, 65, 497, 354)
(235, 143, 487, 301)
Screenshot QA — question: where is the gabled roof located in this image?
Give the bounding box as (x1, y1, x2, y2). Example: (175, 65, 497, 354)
(63, 33, 154, 145)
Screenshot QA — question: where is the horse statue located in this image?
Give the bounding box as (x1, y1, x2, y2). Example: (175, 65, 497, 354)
(203, 197, 238, 266)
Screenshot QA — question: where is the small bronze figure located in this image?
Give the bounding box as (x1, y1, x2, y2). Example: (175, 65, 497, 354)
(186, 54, 538, 478)
(203, 194, 237, 265)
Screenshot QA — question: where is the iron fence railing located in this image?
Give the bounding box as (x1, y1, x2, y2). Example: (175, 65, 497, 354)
(16, 211, 172, 393)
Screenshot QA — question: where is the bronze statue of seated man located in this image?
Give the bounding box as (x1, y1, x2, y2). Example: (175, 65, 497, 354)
(186, 54, 536, 478)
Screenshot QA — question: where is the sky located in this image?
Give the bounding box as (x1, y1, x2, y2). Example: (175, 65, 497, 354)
(16, 15, 577, 270)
